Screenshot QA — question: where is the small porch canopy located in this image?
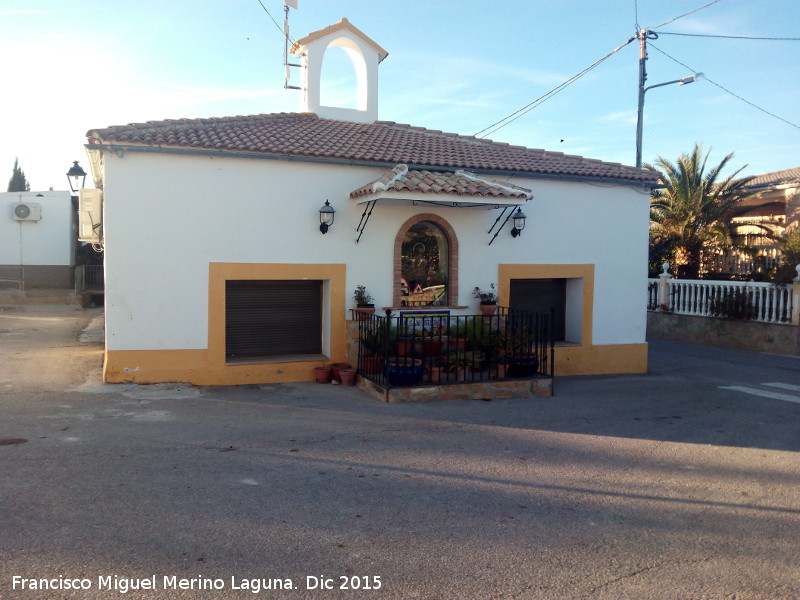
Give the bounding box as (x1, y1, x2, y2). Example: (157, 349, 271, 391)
(349, 164, 532, 244)
(349, 164, 532, 208)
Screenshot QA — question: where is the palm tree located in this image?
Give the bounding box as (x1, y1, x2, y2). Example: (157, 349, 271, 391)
(648, 144, 762, 279)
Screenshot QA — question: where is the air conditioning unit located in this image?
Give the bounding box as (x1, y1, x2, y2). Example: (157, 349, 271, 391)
(13, 202, 42, 221)
(78, 189, 103, 243)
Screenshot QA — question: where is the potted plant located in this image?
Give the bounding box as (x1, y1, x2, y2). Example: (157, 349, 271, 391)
(353, 285, 375, 320)
(395, 320, 419, 357)
(505, 327, 539, 377)
(443, 352, 469, 382)
(421, 322, 445, 356)
(465, 350, 485, 373)
(494, 354, 509, 379)
(360, 329, 386, 374)
(383, 357, 424, 386)
(426, 356, 445, 384)
(448, 318, 470, 351)
(473, 283, 498, 316)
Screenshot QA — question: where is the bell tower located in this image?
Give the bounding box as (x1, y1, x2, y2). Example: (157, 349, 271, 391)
(290, 18, 388, 124)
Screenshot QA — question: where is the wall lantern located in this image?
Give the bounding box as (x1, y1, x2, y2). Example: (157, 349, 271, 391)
(66, 161, 87, 196)
(319, 199, 335, 234)
(510, 207, 527, 237)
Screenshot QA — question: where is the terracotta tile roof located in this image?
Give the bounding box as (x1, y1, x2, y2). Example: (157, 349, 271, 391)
(350, 164, 532, 200)
(86, 112, 659, 184)
(291, 18, 388, 62)
(741, 166, 800, 190)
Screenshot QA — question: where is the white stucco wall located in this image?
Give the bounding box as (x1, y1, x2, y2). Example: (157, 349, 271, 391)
(0, 191, 74, 266)
(99, 150, 650, 352)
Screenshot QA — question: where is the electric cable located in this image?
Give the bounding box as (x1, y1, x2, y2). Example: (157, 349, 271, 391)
(474, 36, 636, 138)
(649, 43, 800, 131)
(658, 31, 800, 41)
(256, 0, 295, 43)
(650, 0, 725, 30)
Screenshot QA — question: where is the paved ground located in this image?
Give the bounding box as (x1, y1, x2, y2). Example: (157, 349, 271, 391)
(1, 305, 798, 599)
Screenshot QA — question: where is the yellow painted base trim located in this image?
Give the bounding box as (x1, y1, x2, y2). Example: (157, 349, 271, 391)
(104, 261, 349, 385)
(104, 349, 331, 385)
(554, 343, 648, 376)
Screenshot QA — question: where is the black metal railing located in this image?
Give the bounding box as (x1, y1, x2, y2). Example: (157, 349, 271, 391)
(353, 307, 554, 387)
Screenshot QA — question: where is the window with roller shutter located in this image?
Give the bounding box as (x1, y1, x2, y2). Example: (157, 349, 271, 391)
(509, 278, 566, 341)
(225, 280, 322, 359)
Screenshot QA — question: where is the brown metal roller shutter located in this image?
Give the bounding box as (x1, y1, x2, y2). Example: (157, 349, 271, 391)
(509, 279, 566, 341)
(226, 280, 322, 358)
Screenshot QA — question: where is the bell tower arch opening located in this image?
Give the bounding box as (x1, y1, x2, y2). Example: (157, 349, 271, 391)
(291, 18, 388, 124)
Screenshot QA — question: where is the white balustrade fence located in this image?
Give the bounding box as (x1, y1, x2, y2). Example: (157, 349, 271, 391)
(648, 277, 800, 325)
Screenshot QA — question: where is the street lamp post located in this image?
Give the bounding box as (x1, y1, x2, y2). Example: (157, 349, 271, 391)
(66, 161, 87, 196)
(635, 29, 703, 168)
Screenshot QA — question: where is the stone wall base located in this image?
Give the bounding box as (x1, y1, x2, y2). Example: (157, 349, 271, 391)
(648, 311, 800, 355)
(358, 376, 553, 403)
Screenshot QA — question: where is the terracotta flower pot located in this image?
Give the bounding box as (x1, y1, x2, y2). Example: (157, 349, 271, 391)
(449, 337, 467, 351)
(422, 337, 443, 356)
(355, 305, 376, 321)
(313, 366, 331, 383)
(339, 368, 357, 386)
(479, 303, 497, 316)
(330, 362, 352, 383)
(361, 356, 381, 374)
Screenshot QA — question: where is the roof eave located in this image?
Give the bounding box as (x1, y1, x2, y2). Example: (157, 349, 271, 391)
(85, 142, 660, 188)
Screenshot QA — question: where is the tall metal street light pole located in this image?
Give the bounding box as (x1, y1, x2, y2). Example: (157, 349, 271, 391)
(635, 29, 704, 168)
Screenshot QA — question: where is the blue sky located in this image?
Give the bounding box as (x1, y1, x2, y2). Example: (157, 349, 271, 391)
(2, 0, 799, 190)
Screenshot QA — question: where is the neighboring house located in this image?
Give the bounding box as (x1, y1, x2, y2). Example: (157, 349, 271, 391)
(735, 166, 800, 241)
(703, 167, 800, 276)
(0, 190, 74, 290)
(83, 18, 660, 385)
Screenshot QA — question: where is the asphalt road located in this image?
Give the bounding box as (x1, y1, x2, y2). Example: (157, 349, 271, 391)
(1, 305, 798, 599)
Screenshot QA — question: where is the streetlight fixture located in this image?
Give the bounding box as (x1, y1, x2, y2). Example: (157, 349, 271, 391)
(635, 29, 704, 168)
(66, 161, 87, 195)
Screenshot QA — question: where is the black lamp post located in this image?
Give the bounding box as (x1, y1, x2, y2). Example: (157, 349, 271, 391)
(67, 161, 87, 196)
(319, 200, 335, 234)
(510, 207, 527, 237)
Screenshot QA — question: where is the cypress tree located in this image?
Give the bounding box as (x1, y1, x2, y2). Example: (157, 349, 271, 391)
(7, 158, 31, 192)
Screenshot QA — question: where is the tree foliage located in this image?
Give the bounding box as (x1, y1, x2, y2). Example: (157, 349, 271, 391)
(771, 228, 800, 284)
(7, 157, 30, 192)
(647, 144, 763, 279)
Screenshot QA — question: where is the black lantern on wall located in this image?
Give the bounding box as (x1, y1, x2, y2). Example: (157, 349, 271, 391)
(66, 161, 87, 196)
(510, 207, 527, 237)
(319, 200, 335, 234)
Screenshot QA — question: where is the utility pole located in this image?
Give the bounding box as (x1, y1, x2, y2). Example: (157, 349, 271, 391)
(635, 29, 651, 169)
(635, 29, 702, 169)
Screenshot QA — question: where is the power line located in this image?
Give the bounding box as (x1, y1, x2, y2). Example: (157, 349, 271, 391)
(256, 0, 283, 35)
(648, 43, 800, 131)
(474, 36, 636, 139)
(650, 0, 725, 30)
(256, 0, 294, 43)
(659, 31, 800, 41)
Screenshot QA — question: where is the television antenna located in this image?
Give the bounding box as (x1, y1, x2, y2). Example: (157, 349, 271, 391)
(283, 0, 301, 90)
